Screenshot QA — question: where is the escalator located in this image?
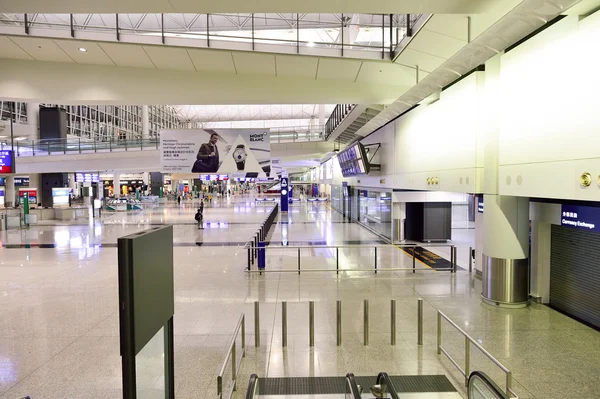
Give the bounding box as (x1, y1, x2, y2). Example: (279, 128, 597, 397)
(245, 371, 512, 399)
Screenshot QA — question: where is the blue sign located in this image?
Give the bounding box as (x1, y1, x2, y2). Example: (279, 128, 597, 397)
(0, 177, 5, 186)
(14, 177, 29, 186)
(477, 195, 484, 213)
(561, 204, 600, 232)
(0, 150, 12, 173)
(280, 177, 289, 212)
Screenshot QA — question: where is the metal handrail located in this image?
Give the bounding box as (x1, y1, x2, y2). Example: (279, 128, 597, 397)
(217, 314, 246, 399)
(245, 243, 459, 274)
(468, 371, 510, 399)
(437, 310, 518, 398)
(345, 373, 362, 399)
(376, 372, 400, 399)
(245, 375, 259, 399)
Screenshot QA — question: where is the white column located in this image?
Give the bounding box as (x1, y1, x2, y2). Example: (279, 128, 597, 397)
(28, 174, 40, 206)
(142, 105, 149, 139)
(113, 173, 121, 198)
(5, 175, 15, 208)
(318, 104, 325, 127)
(27, 103, 40, 140)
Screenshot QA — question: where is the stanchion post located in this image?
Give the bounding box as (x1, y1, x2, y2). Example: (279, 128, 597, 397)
(464, 337, 470, 386)
(298, 248, 301, 275)
(436, 311, 441, 354)
(412, 246, 416, 273)
(469, 246, 473, 273)
(391, 299, 396, 346)
(336, 247, 339, 274)
(254, 301, 260, 348)
(374, 247, 378, 274)
(247, 247, 251, 270)
(336, 300, 342, 346)
(417, 298, 423, 346)
(309, 301, 315, 347)
(453, 247, 458, 273)
(282, 301, 287, 348)
(450, 246, 455, 273)
(364, 299, 369, 346)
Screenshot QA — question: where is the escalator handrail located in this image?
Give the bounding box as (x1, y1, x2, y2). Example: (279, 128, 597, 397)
(246, 374, 259, 399)
(468, 371, 512, 399)
(345, 373, 362, 399)
(376, 372, 401, 399)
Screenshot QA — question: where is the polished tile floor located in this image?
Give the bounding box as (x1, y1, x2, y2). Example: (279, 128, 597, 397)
(0, 197, 598, 399)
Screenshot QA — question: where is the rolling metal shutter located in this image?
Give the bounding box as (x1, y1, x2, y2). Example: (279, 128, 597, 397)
(550, 225, 600, 329)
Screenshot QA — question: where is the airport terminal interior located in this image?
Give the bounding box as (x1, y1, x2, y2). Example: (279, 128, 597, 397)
(1, 1, 600, 399)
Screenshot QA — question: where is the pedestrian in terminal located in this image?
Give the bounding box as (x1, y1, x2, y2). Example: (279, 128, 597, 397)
(195, 208, 204, 229)
(177, 195, 181, 206)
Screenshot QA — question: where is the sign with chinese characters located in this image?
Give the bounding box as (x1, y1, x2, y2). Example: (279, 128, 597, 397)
(561, 204, 600, 233)
(477, 195, 484, 213)
(280, 177, 289, 212)
(0, 150, 12, 173)
(160, 129, 271, 178)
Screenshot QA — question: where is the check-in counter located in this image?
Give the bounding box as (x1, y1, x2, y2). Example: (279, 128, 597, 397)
(30, 208, 56, 221)
(55, 207, 90, 220)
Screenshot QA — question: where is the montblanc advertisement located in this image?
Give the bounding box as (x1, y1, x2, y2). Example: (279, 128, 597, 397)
(160, 129, 271, 178)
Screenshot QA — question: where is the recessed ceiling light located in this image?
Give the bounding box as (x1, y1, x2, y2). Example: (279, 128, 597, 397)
(14, 137, 27, 141)
(78, 47, 87, 52)
(307, 42, 315, 47)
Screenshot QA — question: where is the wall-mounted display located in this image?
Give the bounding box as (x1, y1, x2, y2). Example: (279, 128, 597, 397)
(52, 188, 71, 206)
(0, 150, 12, 173)
(75, 173, 100, 183)
(339, 142, 370, 177)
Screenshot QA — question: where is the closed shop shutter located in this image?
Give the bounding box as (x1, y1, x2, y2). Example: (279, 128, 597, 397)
(550, 225, 600, 329)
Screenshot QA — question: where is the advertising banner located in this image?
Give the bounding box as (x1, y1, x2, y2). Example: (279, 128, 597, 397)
(160, 129, 271, 179)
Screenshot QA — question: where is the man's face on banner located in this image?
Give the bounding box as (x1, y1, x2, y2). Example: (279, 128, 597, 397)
(210, 134, 219, 145)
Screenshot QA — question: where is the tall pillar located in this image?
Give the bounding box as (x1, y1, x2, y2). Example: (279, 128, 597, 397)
(318, 104, 325, 128)
(114, 173, 121, 198)
(27, 103, 40, 139)
(5, 175, 15, 208)
(28, 174, 41, 206)
(480, 54, 529, 308)
(142, 105, 149, 139)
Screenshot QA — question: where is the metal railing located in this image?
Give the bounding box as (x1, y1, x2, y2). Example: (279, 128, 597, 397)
(468, 371, 511, 399)
(217, 314, 246, 399)
(437, 310, 518, 398)
(325, 104, 356, 140)
(11, 137, 159, 156)
(246, 243, 459, 274)
(254, 298, 425, 348)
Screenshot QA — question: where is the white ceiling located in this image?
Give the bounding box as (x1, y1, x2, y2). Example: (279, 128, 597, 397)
(0, 0, 490, 14)
(174, 104, 335, 122)
(0, 35, 420, 86)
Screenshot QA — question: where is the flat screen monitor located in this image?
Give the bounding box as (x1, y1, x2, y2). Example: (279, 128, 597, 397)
(339, 142, 370, 177)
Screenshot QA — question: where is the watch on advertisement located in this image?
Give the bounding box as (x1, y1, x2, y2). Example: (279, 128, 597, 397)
(233, 145, 247, 171)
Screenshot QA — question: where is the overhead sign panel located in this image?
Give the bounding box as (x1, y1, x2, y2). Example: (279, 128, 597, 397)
(561, 204, 600, 233)
(160, 129, 271, 179)
(0, 150, 13, 173)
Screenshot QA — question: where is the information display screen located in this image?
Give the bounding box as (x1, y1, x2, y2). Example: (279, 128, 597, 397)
(75, 173, 100, 183)
(0, 150, 12, 174)
(52, 188, 71, 206)
(339, 142, 369, 177)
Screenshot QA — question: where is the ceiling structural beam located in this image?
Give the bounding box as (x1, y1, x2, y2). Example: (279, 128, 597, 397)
(24, 13, 29, 34)
(186, 14, 201, 31)
(116, 14, 120, 41)
(134, 13, 147, 30)
(70, 14, 74, 37)
(82, 13, 93, 30)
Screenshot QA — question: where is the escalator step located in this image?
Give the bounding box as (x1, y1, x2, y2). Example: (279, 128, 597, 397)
(259, 375, 456, 395)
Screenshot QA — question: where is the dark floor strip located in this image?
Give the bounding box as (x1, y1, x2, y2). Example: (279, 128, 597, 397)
(258, 375, 457, 395)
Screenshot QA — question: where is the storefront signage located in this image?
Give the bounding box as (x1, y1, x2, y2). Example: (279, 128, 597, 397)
(0, 150, 13, 173)
(14, 177, 29, 186)
(0, 177, 5, 186)
(561, 204, 600, 232)
(75, 173, 100, 183)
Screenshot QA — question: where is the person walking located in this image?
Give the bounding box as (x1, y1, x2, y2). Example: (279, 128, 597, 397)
(195, 206, 204, 229)
(177, 195, 181, 206)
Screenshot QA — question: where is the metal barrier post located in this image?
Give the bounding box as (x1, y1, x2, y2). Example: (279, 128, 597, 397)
(309, 301, 315, 347)
(298, 248, 301, 275)
(242, 314, 246, 356)
(247, 247, 251, 270)
(453, 247, 458, 272)
(336, 247, 339, 274)
(254, 301, 260, 348)
(506, 371, 513, 397)
(450, 246, 455, 273)
(364, 299, 369, 346)
(282, 301, 287, 348)
(336, 300, 342, 346)
(417, 298, 423, 346)
(436, 311, 441, 354)
(412, 247, 416, 273)
(231, 341, 237, 391)
(391, 299, 396, 346)
(464, 337, 470, 386)
(469, 246, 472, 273)
(374, 247, 378, 274)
